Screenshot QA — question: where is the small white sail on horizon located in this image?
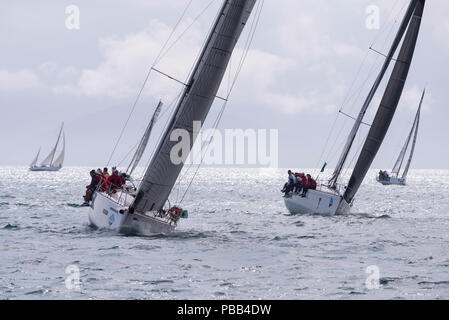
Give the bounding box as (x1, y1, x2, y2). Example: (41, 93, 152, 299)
(30, 123, 65, 172)
(377, 89, 424, 186)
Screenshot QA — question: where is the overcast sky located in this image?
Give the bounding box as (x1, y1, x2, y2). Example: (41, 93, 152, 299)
(1, 0, 448, 169)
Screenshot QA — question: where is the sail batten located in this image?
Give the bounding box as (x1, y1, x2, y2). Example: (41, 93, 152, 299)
(344, 0, 425, 203)
(132, 0, 257, 213)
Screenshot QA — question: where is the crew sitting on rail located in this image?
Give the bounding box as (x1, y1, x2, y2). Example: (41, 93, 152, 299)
(103, 167, 110, 179)
(104, 170, 123, 192)
(83, 170, 101, 204)
(379, 170, 389, 180)
(294, 173, 304, 193)
(301, 174, 317, 197)
(282, 170, 296, 195)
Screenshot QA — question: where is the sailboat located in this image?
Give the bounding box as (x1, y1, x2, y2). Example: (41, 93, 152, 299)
(87, 0, 257, 236)
(30, 123, 65, 172)
(377, 89, 424, 186)
(284, 0, 425, 215)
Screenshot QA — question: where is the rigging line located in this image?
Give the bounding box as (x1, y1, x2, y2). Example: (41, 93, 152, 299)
(339, 111, 372, 126)
(178, 0, 265, 205)
(154, 0, 218, 67)
(324, 16, 398, 169)
(105, 0, 194, 167)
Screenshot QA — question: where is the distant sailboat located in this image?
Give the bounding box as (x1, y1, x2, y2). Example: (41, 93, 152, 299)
(377, 89, 424, 186)
(30, 123, 65, 172)
(284, 0, 425, 215)
(87, 0, 257, 236)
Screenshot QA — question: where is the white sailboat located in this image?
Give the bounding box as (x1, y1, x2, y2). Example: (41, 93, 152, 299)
(88, 0, 257, 236)
(30, 123, 65, 172)
(284, 0, 426, 215)
(377, 89, 424, 186)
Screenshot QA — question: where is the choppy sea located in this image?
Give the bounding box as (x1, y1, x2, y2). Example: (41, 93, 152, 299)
(1, 167, 448, 300)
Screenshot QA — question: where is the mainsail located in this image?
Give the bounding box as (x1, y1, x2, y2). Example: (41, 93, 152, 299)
(127, 101, 163, 176)
(344, 0, 425, 203)
(40, 123, 64, 167)
(52, 132, 65, 168)
(328, 0, 420, 189)
(30, 147, 41, 167)
(131, 0, 257, 213)
(401, 89, 424, 180)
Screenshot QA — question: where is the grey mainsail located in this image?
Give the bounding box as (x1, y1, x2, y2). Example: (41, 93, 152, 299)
(40, 123, 64, 167)
(127, 101, 163, 176)
(401, 89, 424, 180)
(328, 0, 420, 189)
(344, 0, 425, 203)
(132, 0, 257, 213)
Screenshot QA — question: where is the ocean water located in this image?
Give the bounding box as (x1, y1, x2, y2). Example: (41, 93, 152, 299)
(1, 166, 448, 300)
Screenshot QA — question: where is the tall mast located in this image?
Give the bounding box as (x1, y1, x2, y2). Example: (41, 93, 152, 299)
(131, 0, 257, 213)
(402, 88, 424, 180)
(329, 0, 420, 189)
(344, 0, 425, 203)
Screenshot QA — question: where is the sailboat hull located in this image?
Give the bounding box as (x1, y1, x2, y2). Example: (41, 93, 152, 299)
(88, 191, 175, 236)
(283, 189, 351, 216)
(376, 176, 406, 186)
(30, 166, 62, 172)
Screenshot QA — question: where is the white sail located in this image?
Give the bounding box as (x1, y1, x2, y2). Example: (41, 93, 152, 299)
(40, 123, 64, 167)
(30, 147, 41, 167)
(401, 89, 424, 180)
(52, 132, 65, 168)
(127, 101, 163, 176)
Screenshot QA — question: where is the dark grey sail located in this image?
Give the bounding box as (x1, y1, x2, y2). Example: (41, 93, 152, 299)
(401, 89, 424, 180)
(329, 0, 420, 189)
(344, 0, 425, 203)
(131, 0, 257, 213)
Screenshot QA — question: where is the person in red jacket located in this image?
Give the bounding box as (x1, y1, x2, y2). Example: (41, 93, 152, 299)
(309, 175, 317, 190)
(301, 174, 310, 197)
(107, 170, 122, 191)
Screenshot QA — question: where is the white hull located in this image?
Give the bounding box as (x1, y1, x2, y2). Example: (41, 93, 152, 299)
(376, 176, 406, 186)
(283, 188, 351, 216)
(30, 166, 62, 172)
(88, 191, 176, 236)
